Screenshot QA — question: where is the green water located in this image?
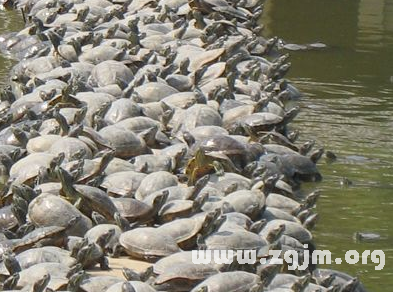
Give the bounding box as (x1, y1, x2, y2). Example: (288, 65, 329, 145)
(1, 1, 392, 291)
(0, 7, 23, 83)
(262, 0, 393, 290)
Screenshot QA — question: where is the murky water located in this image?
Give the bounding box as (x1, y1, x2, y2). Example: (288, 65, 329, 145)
(262, 0, 393, 290)
(0, 1, 392, 290)
(0, 7, 23, 83)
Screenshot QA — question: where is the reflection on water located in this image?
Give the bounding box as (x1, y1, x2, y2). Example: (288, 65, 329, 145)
(0, 1, 392, 290)
(0, 8, 23, 83)
(262, 0, 393, 290)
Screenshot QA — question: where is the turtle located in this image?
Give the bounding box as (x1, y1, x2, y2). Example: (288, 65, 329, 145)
(76, 274, 124, 292)
(203, 228, 270, 255)
(106, 281, 157, 292)
(0, 246, 76, 281)
(84, 224, 122, 257)
(63, 149, 115, 185)
(96, 158, 136, 176)
(171, 104, 222, 136)
(185, 147, 241, 185)
(98, 125, 151, 159)
(8, 152, 59, 187)
(11, 217, 78, 253)
(55, 166, 119, 221)
(119, 227, 181, 261)
(161, 91, 206, 109)
(259, 219, 312, 244)
(190, 271, 264, 292)
(28, 193, 93, 237)
(221, 189, 265, 220)
(262, 207, 301, 223)
(267, 274, 311, 291)
(48, 136, 93, 161)
(276, 153, 323, 182)
(25, 134, 61, 154)
(112, 190, 167, 224)
(74, 238, 110, 270)
(265, 193, 303, 215)
(130, 154, 173, 174)
(153, 262, 221, 291)
(100, 171, 147, 197)
(16, 262, 76, 291)
(133, 82, 179, 104)
(157, 207, 220, 249)
(0, 205, 18, 231)
(135, 171, 179, 201)
(157, 193, 207, 223)
(312, 269, 367, 292)
(216, 212, 253, 232)
(115, 116, 161, 135)
(104, 98, 142, 124)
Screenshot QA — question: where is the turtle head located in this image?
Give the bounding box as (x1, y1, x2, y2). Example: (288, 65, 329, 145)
(73, 106, 88, 124)
(266, 223, 285, 243)
(96, 228, 115, 249)
(114, 212, 131, 231)
(291, 275, 311, 292)
(152, 190, 169, 215)
(122, 268, 141, 281)
(189, 174, 209, 200)
(2, 272, 20, 290)
(249, 219, 267, 234)
(55, 166, 78, 199)
(257, 262, 281, 286)
(121, 281, 136, 292)
(32, 273, 51, 292)
(3, 249, 21, 275)
(11, 127, 28, 147)
(192, 192, 208, 213)
(67, 271, 87, 292)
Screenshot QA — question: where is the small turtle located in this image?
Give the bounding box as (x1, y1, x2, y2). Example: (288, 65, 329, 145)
(0, 246, 76, 281)
(0, 205, 18, 231)
(84, 224, 122, 256)
(98, 125, 150, 159)
(190, 271, 264, 292)
(17, 262, 75, 291)
(100, 171, 147, 197)
(64, 149, 114, 185)
(185, 148, 240, 185)
(77, 274, 124, 292)
(8, 152, 60, 187)
(158, 192, 208, 223)
(28, 193, 93, 237)
(268, 274, 311, 291)
(112, 190, 167, 224)
(259, 219, 312, 243)
(354, 232, 381, 242)
(135, 171, 178, 201)
(106, 281, 157, 292)
(119, 227, 181, 261)
(75, 239, 109, 270)
(56, 167, 119, 221)
(12, 217, 78, 253)
(158, 208, 220, 249)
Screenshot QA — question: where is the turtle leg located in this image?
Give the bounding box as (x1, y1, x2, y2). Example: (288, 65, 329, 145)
(108, 244, 123, 258)
(99, 256, 110, 270)
(212, 161, 225, 176)
(74, 197, 83, 210)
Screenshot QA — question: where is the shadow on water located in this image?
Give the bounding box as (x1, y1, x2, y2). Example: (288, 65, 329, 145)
(262, 0, 393, 290)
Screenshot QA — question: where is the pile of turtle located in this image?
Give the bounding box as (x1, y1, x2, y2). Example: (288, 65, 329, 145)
(0, 0, 367, 291)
